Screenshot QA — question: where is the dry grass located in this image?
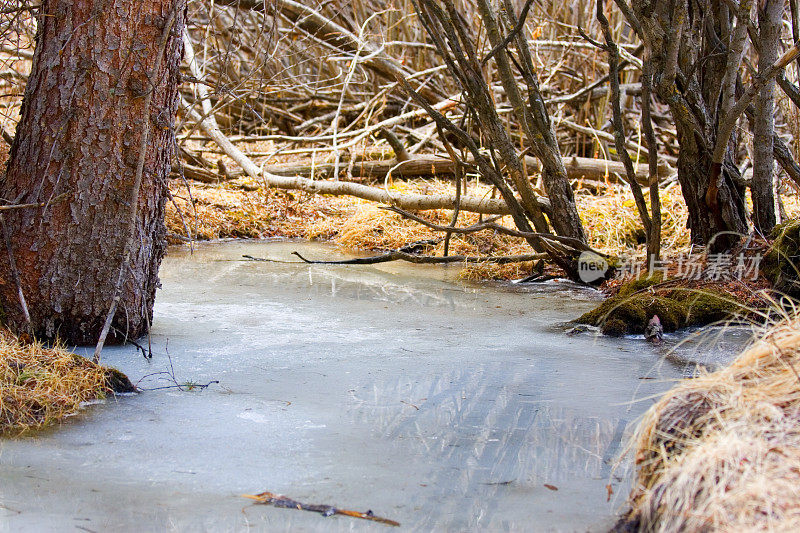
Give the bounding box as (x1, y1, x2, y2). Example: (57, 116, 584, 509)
(577, 182, 691, 257)
(166, 175, 702, 280)
(165, 178, 336, 240)
(167, 176, 548, 279)
(618, 312, 800, 532)
(0, 328, 110, 434)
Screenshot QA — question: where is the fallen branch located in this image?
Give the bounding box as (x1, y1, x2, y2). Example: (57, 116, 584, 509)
(290, 250, 546, 265)
(242, 249, 546, 266)
(183, 100, 547, 215)
(242, 491, 400, 527)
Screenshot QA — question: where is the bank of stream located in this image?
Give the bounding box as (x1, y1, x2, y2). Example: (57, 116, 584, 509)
(0, 240, 751, 531)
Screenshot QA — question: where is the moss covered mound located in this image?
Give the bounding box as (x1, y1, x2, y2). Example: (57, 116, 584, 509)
(577, 277, 745, 336)
(764, 220, 800, 299)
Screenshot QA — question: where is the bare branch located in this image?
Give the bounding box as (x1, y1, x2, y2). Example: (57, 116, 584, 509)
(596, 0, 652, 237)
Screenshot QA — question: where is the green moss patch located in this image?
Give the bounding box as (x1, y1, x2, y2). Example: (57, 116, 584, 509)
(577, 277, 746, 336)
(764, 220, 800, 299)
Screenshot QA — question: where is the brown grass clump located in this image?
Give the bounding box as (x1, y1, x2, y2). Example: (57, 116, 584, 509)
(576, 182, 690, 257)
(0, 329, 110, 434)
(616, 313, 800, 532)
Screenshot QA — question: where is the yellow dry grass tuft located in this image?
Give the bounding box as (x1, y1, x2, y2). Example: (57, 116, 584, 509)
(618, 312, 800, 532)
(576, 182, 690, 257)
(0, 329, 109, 434)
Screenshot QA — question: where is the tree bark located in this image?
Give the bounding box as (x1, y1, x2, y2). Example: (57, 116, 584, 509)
(751, 0, 782, 234)
(675, 124, 748, 247)
(0, 0, 185, 344)
(632, 0, 750, 249)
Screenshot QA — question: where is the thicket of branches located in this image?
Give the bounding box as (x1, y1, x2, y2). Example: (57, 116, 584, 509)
(2, 0, 800, 280)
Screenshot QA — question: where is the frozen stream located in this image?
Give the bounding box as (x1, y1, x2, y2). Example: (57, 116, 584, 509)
(0, 241, 750, 532)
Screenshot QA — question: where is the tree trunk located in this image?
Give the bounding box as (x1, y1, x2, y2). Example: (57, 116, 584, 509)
(633, 0, 750, 250)
(675, 124, 748, 246)
(751, 0, 782, 234)
(0, 0, 185, 344)
(479, 0, 586, 242)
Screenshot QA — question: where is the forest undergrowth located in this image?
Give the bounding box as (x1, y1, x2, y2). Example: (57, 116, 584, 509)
(2, 0, 800, 528)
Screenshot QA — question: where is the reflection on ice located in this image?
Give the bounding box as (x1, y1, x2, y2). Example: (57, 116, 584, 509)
(346, 364, 631, 529)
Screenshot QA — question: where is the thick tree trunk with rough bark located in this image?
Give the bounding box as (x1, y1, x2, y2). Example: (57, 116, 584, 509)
(632, 0, 750, 249)
(0, 0, 185, 344)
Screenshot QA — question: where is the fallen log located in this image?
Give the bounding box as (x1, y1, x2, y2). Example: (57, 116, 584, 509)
(242, 250, 547, 265)
(260, 153, 665, 185)
(182, 101, 550, 215)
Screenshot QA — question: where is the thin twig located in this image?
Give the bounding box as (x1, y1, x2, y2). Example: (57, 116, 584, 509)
(290, 249, 547, 265)
(0, 213, 31, 332)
